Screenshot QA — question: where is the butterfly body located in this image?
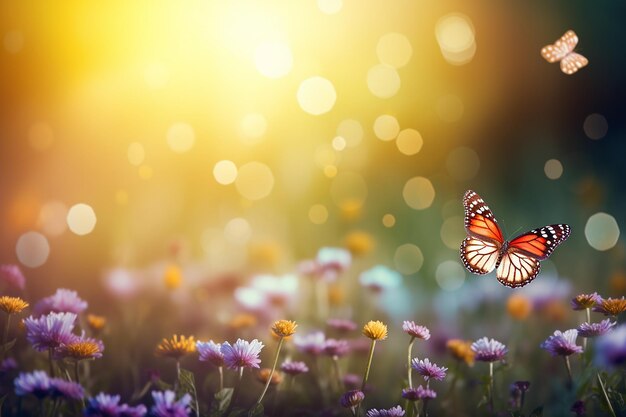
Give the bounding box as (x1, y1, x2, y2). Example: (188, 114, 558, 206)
(541, 30, 588, 75)
(460, 190, 570, 288)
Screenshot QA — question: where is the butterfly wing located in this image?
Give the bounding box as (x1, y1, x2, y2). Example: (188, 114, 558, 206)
(560, 52, 588, 75)
(541, 30, 579, 63)
(508, 224, 571, 260)
(496, 252, 541, 288)
(463, 190, 505, 244)
(460, 237, 499, 275)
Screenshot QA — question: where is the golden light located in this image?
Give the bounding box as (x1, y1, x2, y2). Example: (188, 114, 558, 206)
(28, 122, 54, 152)
(332, 136, 347, 151)
(446, 147, 480, 181)
(373, 115, 400, 141)
(436, 260, 466, 291)
(314, 144, 338, 167)
(166, 123, 195, 153)
(115, 190, 129, 206)
(144, 62, 170, 89)
(38, 201, 68, 237)
(297, 76, 337, 115)
(138, 165, 153, 180)
(254, 41, 293, 79)
(213, 160, 238, 185)
(382, 214, 396, 228)
(317, 0, 343, 14)
(3, 30, 23, 54)
(16, 231, 50, 268)
(224, 218, 252, 245)
(127, 142, 145, 166)
(585, 212, 620, 251)
(67, 203, 97, 236)
(396, 128, 423, 156)
(440, 216, 464, 249)
(239, 113, 268, 144)
(308, 204, 329, 224)
(367, 64, 401, 98)
(324, 165, 338, 177)
(376, 33, 413, 68)
(403, 177, 435, 210)
(435, 13, 476, 65)
(235, 162, 275, 200)
(583, 113, 608, 140)
(436, 94, 464, 122)
(393, 243, 424, 274)
(336, 119, 364, 148)
(544, 159, 563, 180)
(330, 171, 367, 208)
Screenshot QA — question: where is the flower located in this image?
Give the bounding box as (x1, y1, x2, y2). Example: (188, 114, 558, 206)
(507, 294, 532, 320)
(411, 358, 447, 381)
(0, 357, 18, 373)
(228, 313, 257, 330)
(280, 361, 309, 375)
(471, 337, 508, 362)
(58, 333, 104, 360)
(220, 338, 264, 369)
(85, 392, 148, 417)
(234, 274, 299, 310)
(316, 247, 352, 281)
(155, 335, 196, 359)
(256, 368, 283, 385)
(571, 292, 601, 310)
(34, 289, 88, 315)
(540, 329, 583, 356)
(345, 231, 375, 256)
(401, 388, 420, 401)
(402, 321, 430, 340)
(294, 331, 325, 356)
(322, 338, 351, 358)
(163, 264, 183, 290)
(50, 379, 84, 400)
(196, 340, 224, 367)
(343, 374, 362, 390)
(594, 323, 626, 368)
(577, 319, 616, 338)
(359, 265, 402, 292)
(14, 371, 52, 398)
(327, 318, 358, 333)
(0, 296, 29, 314)
(513, 381, 530, 392)
(339, 390, 364, 408)
(362, 320, 388, 341)
(414, 385, 437, 400)
(593, 297, 626, 316)
(366, 405, 405, 417)
(571, 400, 586, 416)
(271, 319, 298, 338)
(24, 312, 76, 352)
(151, 390, 191, 417)
(446, 339, 475, 366)
(87, 314, 106, 332)
(0, 264, 26, 290)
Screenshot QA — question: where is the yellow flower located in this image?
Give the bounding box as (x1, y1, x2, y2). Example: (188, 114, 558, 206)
(596, 297, 626, 316)
(507, 294, 532, 320)
(155, 335, 196, 359)
(328, 284, 345, 306)
(271, 320, 298, 338)
(541, 300, 568, 322)
(340, 199, 362, 221)
(362, 320, 388, 341)
(446, 339, 475, 366)
(344, 231, 375, 256)
(164, 265, 183, 290)
(0, 296, 29, 314)
(63, 340, 103, 361)
(256, 368, 283, 385)
(229, 313, 258, 329)
(87, 314, 106, 332)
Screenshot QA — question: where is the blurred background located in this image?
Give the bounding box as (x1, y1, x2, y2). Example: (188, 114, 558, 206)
(1, 0, 625, 305)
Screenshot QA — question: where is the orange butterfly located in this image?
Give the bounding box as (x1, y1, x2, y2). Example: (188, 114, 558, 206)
(541, 30, 588, 75)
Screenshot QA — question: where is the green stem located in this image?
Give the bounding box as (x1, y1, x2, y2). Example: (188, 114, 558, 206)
(564, 356, 573, 388)
(227, 367, 244, 414)
(332, 356, 343, 392)
(407, 337, 415, 389)
(583, 308, 591, 351)
(256, 337, 284, 405)
(489, 362, 494, 412)
(218, 366, 224, 392)
(74, 361, 81, 384)
(597, 373, 617, 417)
(175, 359, 181, 390)
(356, 340, 377, 416)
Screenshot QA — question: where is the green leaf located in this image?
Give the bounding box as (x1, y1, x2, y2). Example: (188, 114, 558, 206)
(529, 406, 543, 417)
(209, 388, 234, 417)
(226, 407, 246, 417)
(247, 404, 264, 417)
(1, 338, 16, 351)
(177, 368, 199, 417)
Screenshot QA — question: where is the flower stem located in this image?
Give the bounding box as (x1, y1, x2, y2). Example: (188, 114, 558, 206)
(563, 356, 573, 388)
(583, 308, 591, 351)
(332, 356, 343, 392)
(2, 314, 11, 359)
(218, 366, 224, 392)
(597, 373, 617, 417)
(361, 340, 377, 392)
(175, 359, 181, 390)
(48, 348, 55, 377)
(407, 336, 415, 389)
(74, 361, 81, 384)
(227, 367, 244, 413)
(256, 337, 284, 405)
(489, 362, 494, 412)
(316, 280, 328, 322)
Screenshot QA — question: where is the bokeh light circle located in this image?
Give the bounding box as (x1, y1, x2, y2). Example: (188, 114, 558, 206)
(373, 115, 400, 141)
(67, 204, 97, 235)
(38, 201, 68, 237)
(127, 142, 145, 166)
(297, 76, 337, 115)
(435, 13, 476, 65)
(16, 231, 50, 268)
(446, 147, 480, 181)
(337, 119, 364, 147)
(436, 94, 464, 122)
(403, 177, 435, 210)
(585, 212, 620, 251)
(166, 122, 195, 153)
(396, 129, 423, 155)
(435, 260, 466, 291)
(367, 64, 401, 98)
(28, 122, 54, 151)
(332, 136, 346, 151)
(330, 171, 368, 208)
(382, 214, 396, 228)
(583, 114, 608, 140)
(254, 41, 293, 79)
(240, 113, 267, 143)
(377, 33, 413, 68)
(544, 159, 563, 180)
(213, 160, 238, 185)
(393, 243, 424, 274)
(317, 0, 343, 14)
(440, 216, 465, 250)
(224, 218, 252, 245)
(309, 204, 329, 224)
(235, 162, 275, 200)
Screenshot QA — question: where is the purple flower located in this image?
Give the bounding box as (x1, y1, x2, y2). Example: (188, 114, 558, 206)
(414, 385, 437, 400)
(0, 264, 26, 290)
(340, 390, 365, 408)
(220, 339, 264, 370)
(471, 337, 508, 362)
(24, 312, 76, 352)
(366, 405, 405, 417)
(316, 247, 351, 281)
(151, 390, 191, 417)
(540, 329, 583, 356)
(343, 373, 361, 390)
(402, 321, 430, 340)
(401, 388, 420, 401)
(359, 265, 402, 292)
(14, 371, 52, 398)
(280, 361, 309, 376)
(294, 331, 325, 356)
(594, 323, 626, 368)
(119, 404, 148, 417)
(327, 318, 358, 333)
(34, 288, 88, 315)
(571, 292, 601, 310)
(322, 339, 350, 358)
(196, 340, 224, 367)
(0, 357, 18, 373)
(50, 379, 84, 400)
(56, 332, 105, 360)
(85, 393, 148, 417)
(577, 319, 616, 338)
(411, 358, 447, 381)
(513, 381, 530, 392)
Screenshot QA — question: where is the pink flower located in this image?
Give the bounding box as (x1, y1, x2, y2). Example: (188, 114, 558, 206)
(220, 339, 264, 370)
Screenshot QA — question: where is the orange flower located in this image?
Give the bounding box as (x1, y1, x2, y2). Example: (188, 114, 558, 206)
(271, 320, 298, 338)
(344, 231, 375, 256)
(256, 368, 283, 385)
(87, 314, 106, 332)
(164, 265, 183, 290)
(155, 335, 196, 359)
(507, 294, 532, 320)
(447, 339, 475, 366)
(229, 313, 258, 330)
(0, 296, 29, 314)
(362, 320, 388, 341)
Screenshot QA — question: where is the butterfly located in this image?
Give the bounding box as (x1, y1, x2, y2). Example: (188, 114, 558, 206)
(541, 30, 588, 75)
(460, 190, 571, 288)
